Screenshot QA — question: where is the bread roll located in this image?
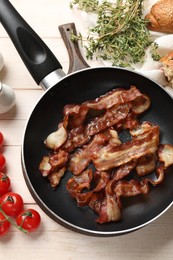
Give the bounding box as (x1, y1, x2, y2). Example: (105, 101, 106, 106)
(160, 51, 173, 87)
(145, 0, 173, 33)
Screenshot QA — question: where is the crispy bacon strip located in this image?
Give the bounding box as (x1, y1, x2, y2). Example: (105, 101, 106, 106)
(68, 133, 109, 175)
(44, 125, 67, 150)
(85, 104, 130, 136)
(69, 129, 121, 176)
(112, 160, 137, 181)
(96, 159, 168, 224)
(131, 94, 150, 114)
(39, 150, 69, 177)
(48, 167, 66, 189)
(130, 121, 153, 137)
(39, 156, 51, 177)
(136, 153, 157, 176)
(62, 125, 91, 152)
(63, 86, 142, 128)
(74, 171, 110, 207)
(62, 104, 130, 152)
(92, 126, 159, 171)
(95, 161, 137, 224)
(158, 144, 173, 168)
(66, 169, 93, 199)
(114, 179, 149, 198)
(44, 115, 69, 150)
(49, 150, 69, 171)
(63, 104, 88, 130)
(96, 194, 121, 223)
(85, 86, 142, 110)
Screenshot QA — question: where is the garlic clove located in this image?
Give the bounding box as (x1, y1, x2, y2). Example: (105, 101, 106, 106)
(0, 82, 16, 114)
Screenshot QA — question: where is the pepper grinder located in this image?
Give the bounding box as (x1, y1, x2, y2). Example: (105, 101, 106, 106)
(0, 82, 16, 114)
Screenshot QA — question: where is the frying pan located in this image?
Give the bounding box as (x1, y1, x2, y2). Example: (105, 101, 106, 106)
(1, 0, 173, 237)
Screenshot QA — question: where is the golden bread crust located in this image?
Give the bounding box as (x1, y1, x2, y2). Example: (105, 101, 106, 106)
(145, 0, 173, 33)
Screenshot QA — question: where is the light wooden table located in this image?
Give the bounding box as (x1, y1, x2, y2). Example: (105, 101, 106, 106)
(0, 1, 173, 259)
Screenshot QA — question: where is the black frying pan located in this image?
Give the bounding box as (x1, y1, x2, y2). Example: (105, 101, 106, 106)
(1, 0, 173, 237)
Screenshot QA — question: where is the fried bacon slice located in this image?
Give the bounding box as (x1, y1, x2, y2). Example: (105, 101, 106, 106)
(63, 104, 88, 130)
(130, 121, 153, 137)
(112, 160, 137, 181)
(85, 103, 130, 136)
(114, 179, 149, 199)
(68, 129, 122, 176)
(39, 149, 69, 177)
(136, 153, 157, 176)
(44, 115, 69, 150)
(62, 103, 130, 152)
(92, 126, 159, 171)
(63, 86, 142, 128)
(48, 167, 66, 189)
(68, 133, 109, 175)
(66, 169, 93, 199)
(44, 124, 67, 150)
(95, 177, 149, 224)
(62, 125, 90, 152)
(39, 156, 51, 177)
(84, 85, 142, 110)
(96, 194, 121, 224)
(49, 150, 69, 171)
(70, 171, 110, 207)
(158, 144, 173, 168)
(131, 94, 150, 115)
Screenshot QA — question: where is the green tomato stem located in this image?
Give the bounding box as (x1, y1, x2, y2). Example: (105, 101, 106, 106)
(0, 207, 28, 234)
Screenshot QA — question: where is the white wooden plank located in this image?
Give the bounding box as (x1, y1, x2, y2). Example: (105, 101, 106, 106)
(0, 205, 173, 260)
(0, 119, 25, 145)
(0, 0, 86, 38)
(0, 89, 43, 119)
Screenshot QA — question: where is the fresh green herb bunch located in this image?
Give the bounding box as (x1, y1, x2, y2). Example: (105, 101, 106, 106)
(70, 0, 99, 13)
(70, 0, 160, 67)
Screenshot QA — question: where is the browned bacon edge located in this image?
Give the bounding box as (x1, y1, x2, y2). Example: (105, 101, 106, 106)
(92, 126, 159, 171)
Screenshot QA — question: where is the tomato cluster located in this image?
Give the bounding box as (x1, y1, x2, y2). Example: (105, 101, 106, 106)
(0, 131, 41, 236)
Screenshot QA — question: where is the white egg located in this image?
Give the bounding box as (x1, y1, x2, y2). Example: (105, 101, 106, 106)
(0, 52, 4, 71)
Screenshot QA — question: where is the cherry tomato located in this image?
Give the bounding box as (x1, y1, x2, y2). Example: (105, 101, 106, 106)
(0, 192, 23, 217)
(0, 172, 11, 196)
(0, 212, 10, 236)
(16, 209, 41, 233)
(0, 154, 6, 171)
(0, 132, 4, 147)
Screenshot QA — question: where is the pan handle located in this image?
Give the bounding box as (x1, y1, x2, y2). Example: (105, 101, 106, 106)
(0, 0, 65, 89)
(58, 23, 89, 74)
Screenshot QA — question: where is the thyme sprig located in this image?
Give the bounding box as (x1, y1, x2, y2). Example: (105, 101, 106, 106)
(70, 0, 160, 68)
(70, 0, 99, 13)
